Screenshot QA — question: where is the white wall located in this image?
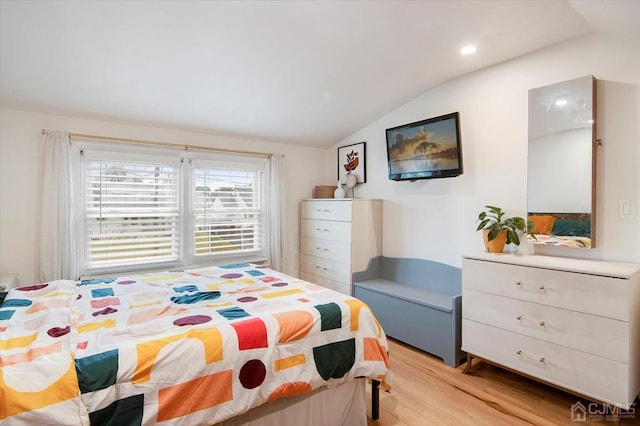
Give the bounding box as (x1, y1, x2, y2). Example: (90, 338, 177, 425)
(0, 110, 327, 285)
(327, 34, 640, 266)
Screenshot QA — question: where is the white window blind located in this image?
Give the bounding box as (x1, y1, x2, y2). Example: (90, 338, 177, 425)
(78, 144, 271, 277)
(84, 156, 180, 274)
(192, 161, 266, 261)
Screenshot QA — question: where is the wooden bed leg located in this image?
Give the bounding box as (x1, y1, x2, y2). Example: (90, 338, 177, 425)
(463, 354, 474, 374)
(371, 379, 380, 420)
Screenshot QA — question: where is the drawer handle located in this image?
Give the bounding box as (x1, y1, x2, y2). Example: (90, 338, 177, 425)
(515, 282, 547, 292)
(315, 247, 330, 252)
(315, 266, 328, 271)
(516, 350, 546, 363)
(315, 228, 330, 232)
(316, 208, 331, 213)
(516, 316, 547, 328)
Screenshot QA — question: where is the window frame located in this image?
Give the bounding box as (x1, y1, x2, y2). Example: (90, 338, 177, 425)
(184, 154, 271, 268)
(76, 140, 271, 278)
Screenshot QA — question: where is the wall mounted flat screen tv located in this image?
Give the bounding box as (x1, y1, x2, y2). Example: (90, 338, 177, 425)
(386, 112, 463, 181)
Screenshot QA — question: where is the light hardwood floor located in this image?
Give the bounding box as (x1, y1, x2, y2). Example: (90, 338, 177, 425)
(366, 338, 639, 425)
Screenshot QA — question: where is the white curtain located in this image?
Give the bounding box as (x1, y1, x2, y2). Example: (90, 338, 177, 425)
(269, 154, 285, 272)
(40, 131, 80, 282)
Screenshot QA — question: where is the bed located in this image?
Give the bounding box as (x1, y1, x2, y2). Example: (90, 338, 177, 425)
(527, 213, 592, 248)
(1, 263, 391, 425)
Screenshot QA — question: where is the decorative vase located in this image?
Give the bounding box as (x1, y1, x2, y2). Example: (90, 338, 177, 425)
(483, 229, 507, 253)
(334, 182, 346, 199)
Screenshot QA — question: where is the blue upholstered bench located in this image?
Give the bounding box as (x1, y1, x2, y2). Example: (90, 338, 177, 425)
(353, 256, 465, 367)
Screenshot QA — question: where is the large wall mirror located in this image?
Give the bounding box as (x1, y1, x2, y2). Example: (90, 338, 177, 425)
(527, 75, 596, 249)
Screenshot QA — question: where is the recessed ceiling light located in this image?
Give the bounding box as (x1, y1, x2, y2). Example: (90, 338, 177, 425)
(555, 99, 568, 107)
(460, 45, 477, 55)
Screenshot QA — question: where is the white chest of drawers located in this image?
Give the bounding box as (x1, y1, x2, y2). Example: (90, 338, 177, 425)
(462, 253, 640, 408)
(300, 199, 382, 295)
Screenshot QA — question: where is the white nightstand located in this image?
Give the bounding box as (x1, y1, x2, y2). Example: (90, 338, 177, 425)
(0, 273, 18, 291)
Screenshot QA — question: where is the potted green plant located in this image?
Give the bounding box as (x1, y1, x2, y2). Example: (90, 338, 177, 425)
(476, 205, 535, 253)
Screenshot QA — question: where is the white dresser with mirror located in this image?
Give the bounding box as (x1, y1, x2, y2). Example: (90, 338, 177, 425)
(462, 252, 640, 408)
(299, 199, 382, 296)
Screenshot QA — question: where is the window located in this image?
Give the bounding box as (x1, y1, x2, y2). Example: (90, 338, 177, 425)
(85, 159, 180, 266)
(80, 146, 270, 277)
(192, 159, 267, 261)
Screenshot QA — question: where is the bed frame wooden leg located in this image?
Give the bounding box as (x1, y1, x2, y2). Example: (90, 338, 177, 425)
(371, 379, 380, 420)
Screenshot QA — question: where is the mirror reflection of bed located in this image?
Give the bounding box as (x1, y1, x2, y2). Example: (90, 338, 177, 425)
(527, 212, 592, 248)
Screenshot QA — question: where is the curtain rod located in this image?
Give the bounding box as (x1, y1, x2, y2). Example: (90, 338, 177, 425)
(40, 129, 272, 158)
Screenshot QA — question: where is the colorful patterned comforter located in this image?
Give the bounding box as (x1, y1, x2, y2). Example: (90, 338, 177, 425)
(1, 263, 391, 425)
(528, 234, 592, 248)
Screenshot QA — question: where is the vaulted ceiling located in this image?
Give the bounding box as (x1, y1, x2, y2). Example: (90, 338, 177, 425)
(1, 1, 638, 147)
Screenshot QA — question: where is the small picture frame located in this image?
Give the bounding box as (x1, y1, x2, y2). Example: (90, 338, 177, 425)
(337, 142, 366, 184)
